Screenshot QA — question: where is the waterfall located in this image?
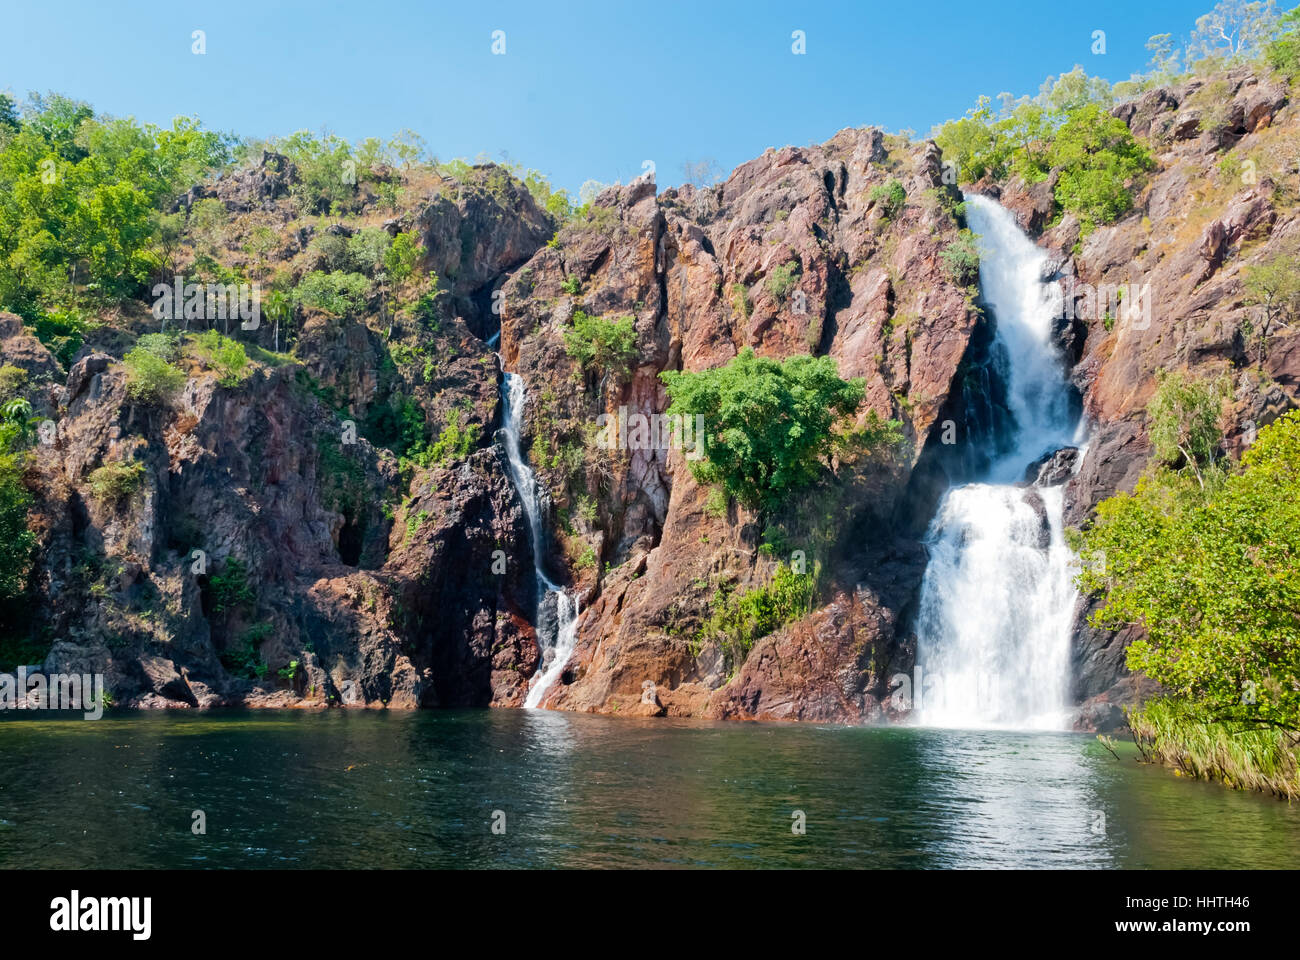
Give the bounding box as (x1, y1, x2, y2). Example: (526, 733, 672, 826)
(914, 194, 1082, 730)
(498, 370, 580, 708)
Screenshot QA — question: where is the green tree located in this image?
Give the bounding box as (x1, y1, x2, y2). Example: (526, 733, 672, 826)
(1147, 369, 1229, 488)
(1265, 4, 1300, 74)
(660, 348, 885, 515)
(1242, 242, 1300, 364)
(1046, 104, 1154, 231)
(563, 311, 638, 382)
(1075, 411, 1300, 731)
(123, 345, 185, 403)
(0, 453, 35, 604)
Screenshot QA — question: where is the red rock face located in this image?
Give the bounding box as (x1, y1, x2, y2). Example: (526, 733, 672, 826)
(498, 129, 983, 721)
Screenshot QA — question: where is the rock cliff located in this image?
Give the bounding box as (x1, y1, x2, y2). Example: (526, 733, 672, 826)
(4, 68, 1296, 728)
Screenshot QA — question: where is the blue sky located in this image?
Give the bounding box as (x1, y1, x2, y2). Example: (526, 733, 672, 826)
(3, 0, 1214, 194)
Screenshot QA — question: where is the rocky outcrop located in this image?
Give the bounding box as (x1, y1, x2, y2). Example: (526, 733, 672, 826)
(497, 129, 986, 720)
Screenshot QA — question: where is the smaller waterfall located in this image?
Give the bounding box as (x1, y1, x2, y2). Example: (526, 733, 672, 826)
(498, 371, 580, 708)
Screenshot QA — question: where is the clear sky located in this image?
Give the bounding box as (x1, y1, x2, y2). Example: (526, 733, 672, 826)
(3, 0, 1215, 194)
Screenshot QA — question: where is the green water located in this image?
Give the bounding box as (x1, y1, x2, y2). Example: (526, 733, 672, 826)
(1, 709, 1297, 868)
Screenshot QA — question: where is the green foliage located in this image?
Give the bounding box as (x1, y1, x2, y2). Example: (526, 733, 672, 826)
(0, 453, 35, 604)
(1128, 696, 1300, 798)
(0, 397, 38, 452)
(1048, 104, 1156, 232)
(383, 231, 420, 284)
(272, 130, 359, 215)
(560, 275, 581, 295)
(869, 179, 907, 219)
(123, 344, 185, 402)
(209, 557, 255, 615)
(0, 99, 231, 314)
(1146, 369, 1229, 485)
(562, 310, 638, 381)
(1241, 241, 1300, 364)
(1265, 5, 1300, 76)
(221, 622, 270, 679)
(940, 230, 981, 286)
(317, 438, 367, 516)
(730, 282, 752, 320)
(404, 509, 429, 543)
(660, 348, 871, 514)
(1074, 411, 1300, 733)
(293, 270, 370, 316)
(931, 69, 1150, 231)
(764, 261, 801, 304)
(0, 364, 28, 403)
(192, 330, 248, 387)
(694, 563, 817, 669)
(32, 309, 91, 367)
(420, 407, 481, 466)
(87, 459, 146, 504)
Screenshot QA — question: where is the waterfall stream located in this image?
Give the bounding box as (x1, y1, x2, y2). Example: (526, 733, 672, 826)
(498, 370, 580, 708)
(914, 194, 1083, 730)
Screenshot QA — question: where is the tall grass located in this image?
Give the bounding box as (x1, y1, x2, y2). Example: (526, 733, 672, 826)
(1128, 698, 1300, 800)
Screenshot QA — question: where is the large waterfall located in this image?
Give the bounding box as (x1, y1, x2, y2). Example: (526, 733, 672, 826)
(914, 194, 1083, 730)
(498, 371, 580, 708)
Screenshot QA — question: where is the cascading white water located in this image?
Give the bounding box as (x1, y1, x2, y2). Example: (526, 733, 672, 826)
(915, 194, 1082, 730)
(498, 371, 580, 708)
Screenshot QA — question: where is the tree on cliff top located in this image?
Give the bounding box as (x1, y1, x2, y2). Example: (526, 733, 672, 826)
(660, 349, 898, 516)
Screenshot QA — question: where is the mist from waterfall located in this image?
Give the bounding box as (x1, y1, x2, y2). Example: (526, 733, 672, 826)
(914, 194, 1083, 730)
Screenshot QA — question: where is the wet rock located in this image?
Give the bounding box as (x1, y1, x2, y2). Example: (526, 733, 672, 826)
(1023, 447, 1079, 487)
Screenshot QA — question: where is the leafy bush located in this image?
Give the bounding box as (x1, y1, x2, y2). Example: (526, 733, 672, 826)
(1074, 410, 1300, 734)
(660, 348, 871, 514)
(209, 557, 255, 615)
(1047, 104, 1155, 231)
(273, 130, 359, 215)
(293, 270, 371, 317)
(941, 230, 981, 286)
(123, 345, 185, 402)
(932, 70, 1151, 231)
(0, 365, 27, 403)
(695, 563, 817, 669)
(0, 453, 35, 604)
(869, 179, 907, 219)
(192, 330, 248, 387)
(1265, 6, 1300, 76)
(383, 231, 421, 285)
(221, 622, 270, 679)
(562, 311, 638, 381)
(730, 283, 752, 320)
(32, 310, 90, 367)
(87, 459, 146, 504)
(421, 407, 480, 466)
(764, 261, 801, 304)
(1146, 369, 1229, 486)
